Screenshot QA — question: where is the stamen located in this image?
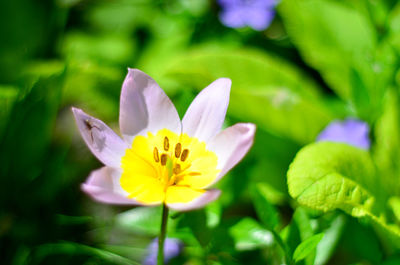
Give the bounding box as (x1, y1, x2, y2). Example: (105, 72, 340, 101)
(180, 149, 189, 162)
(163, 136, 169, 151)
(153, 147, 159, 162)
(175, 143, 182, 158)
(173, 164, 181, 175)
(188, 172, 201, 176)
(160, 154, 168, 166)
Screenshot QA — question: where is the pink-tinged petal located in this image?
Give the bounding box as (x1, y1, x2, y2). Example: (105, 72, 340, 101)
(119, 69, 181, 143)
(81, 167, 143, 205)
(207, 123, 256, 186)
(72, 107, 128, 168)
(182, 78, 231, 143)
(166, 188, 221, 211)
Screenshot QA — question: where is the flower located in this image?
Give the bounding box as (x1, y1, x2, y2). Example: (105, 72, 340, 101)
(72, 69, 255, 211)
(143, 238, 183, 265)
(218, 0, 277, 31)
(316, 118, 370, 150)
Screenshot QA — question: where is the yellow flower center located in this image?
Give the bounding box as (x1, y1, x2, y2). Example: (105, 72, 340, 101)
(120, 129, 219, 204)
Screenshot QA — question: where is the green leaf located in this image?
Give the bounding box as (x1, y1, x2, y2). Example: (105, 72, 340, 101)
(160, 46, 334, 144)
(287, 142, 400, 240)
(288, 142, 378, 216)
(373, 89, 400, 196)
(252, 183, 280, 230)
(0, 85, 19, 136)
(31, 242, 138, 265)
(116, 206, 176, 236)
(280, 220, 301, 258)
(279, 0, 375, 101)
(314, 214, 346, 265)
(0, 74, 64, 192)
(179, 209, 211, 248)
(228, 218, 274, 251)
(280, 0, 396, 121)
(293, 208, 313, 240)
(388, 197, 400, 222)
(293, 233, 324, 262)
(341, 216, 383, 263)
(388, 2, 400, 52)
(62, 32, 135, 65)
(249, 129, 300, 205)
(293, 208, 315, 265)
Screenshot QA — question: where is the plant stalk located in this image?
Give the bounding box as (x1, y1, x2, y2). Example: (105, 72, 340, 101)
(157, 204, 169, 265)
(272, 230, 293, 265)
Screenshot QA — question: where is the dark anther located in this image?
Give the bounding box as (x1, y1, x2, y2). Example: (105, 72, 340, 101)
(164, 136, 169, 151)
(180, 149, 189, 162)
(173, 164, 181, 175)
(175, 143, 182, 158)
(153, 147, 159, 162)
(160, 154, 168, 166)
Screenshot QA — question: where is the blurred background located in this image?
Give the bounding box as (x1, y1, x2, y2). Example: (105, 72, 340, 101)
(1, 0, 400, 264)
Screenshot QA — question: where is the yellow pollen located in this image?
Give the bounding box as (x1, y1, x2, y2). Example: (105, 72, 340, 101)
(120, 128, 220, 205)
(181, 149, 189, 162)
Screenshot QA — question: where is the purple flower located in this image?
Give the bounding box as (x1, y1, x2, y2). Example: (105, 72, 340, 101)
(218, 0, 277, 31)
(143, 238, 183, 265)
(316, 119, 370, 150)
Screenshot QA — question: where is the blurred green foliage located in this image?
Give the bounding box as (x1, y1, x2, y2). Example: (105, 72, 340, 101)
(1, 0, 400, 264)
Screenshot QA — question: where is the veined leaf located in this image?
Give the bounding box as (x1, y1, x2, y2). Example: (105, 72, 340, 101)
(288, 142, 377, 216)
(287, 142, 400, 239)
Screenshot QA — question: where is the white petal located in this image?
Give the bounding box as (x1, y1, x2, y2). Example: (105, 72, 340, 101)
(166, 189, 221, 211)
(81, 167, 142, 205)
(207, 123, 256, 186)
(72, 107, 127, 168)
(119, 69, 181, 144)
(182, 78, 231, 143)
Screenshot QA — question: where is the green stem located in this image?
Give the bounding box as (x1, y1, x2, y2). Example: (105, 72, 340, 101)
(157, 204, 169, 265)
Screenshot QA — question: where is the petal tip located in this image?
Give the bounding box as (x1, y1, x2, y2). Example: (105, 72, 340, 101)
(214, 77, 232, 90)
(219, 77, 232, 85)
(245, 123, 256, 135)
(127, 68, 146, 77)
(235, 123, 256, 140)
(71, 106, 82, 116)
(127, 67, 138, 73)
